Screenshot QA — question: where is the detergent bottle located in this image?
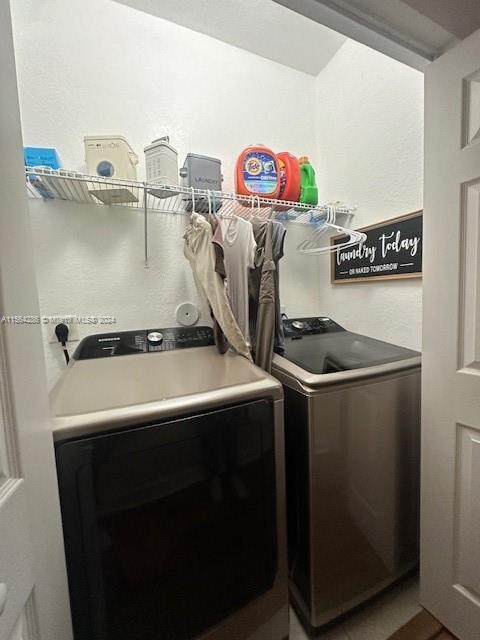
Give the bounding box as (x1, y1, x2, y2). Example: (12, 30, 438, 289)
(299, 156, 318, 205)
(277, 152, 300, 202)
(235, 145, 280, 199)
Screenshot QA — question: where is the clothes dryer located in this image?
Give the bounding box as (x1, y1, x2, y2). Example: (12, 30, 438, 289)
(51, 326, 288, 640)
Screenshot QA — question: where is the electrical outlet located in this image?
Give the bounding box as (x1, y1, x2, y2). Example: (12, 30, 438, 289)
(48, 316, 80, 344)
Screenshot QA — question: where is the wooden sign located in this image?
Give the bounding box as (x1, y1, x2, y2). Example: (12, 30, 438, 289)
(331, 211, 423, 284)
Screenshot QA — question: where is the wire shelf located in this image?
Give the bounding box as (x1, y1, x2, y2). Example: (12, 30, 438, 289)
(25, 167, 363, 264)
(25, 167, 354, 217)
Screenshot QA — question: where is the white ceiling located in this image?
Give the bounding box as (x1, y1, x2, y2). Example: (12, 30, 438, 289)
(273, 0, 480, 69)
(113, 0, 346, 76)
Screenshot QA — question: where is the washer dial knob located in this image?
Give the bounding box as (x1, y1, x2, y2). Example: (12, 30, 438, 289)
(147, 331, 163, 346)
(292, 321, 305, 331)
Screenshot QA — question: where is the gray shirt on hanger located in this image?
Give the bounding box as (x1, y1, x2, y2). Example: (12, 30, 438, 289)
(220, 216, 256, 344)
(249, 218, 287, 357)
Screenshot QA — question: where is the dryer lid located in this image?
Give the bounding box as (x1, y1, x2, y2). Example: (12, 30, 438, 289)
(50, 346, 282, 440)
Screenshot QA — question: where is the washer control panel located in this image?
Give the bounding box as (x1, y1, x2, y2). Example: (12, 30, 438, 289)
(73, 326, 214, 360)
(283, 317, 345, 337)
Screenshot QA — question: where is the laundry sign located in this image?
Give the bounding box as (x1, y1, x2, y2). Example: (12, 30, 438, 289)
(331, 211, 423, 283)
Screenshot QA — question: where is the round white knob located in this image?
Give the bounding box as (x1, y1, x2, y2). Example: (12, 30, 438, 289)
(147, 331, 163, 345)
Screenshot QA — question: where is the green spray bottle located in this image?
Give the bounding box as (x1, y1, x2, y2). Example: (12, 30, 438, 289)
(299, 156, 318, 205)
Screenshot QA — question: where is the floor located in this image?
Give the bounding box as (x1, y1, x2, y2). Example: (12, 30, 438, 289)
(387, 610, 457, 640)
(289, 573, 421, 640)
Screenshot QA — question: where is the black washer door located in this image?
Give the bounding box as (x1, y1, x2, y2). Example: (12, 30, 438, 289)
(56, 400, 277, 640)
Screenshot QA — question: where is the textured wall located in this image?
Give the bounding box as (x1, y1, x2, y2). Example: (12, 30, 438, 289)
(312, 40, 424, 351)
(11, 2, 424, 386)
(11, 0, 316, 192)
(11, 0, 319, 386)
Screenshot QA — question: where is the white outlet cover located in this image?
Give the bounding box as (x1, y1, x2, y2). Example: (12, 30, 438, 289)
(176, 302, 200, 326)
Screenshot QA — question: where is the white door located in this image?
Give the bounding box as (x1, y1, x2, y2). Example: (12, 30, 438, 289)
(422, 27, 480, 640)
(0, 3, 72, 640)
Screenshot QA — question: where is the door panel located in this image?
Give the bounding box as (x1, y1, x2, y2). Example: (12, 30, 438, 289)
(422, 26, 480, 639)
(0, 482, 34, 639)
(0, 2, 71, 639)
(459, 180, 480, 370)
(462, 70, 480, 147)
(0, 313, 35, 640)
(0, 386, 11, 487)
(454, 425, 480, 602)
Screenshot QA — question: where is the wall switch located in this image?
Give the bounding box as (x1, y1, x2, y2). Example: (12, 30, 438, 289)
(49, 316, 80, 343)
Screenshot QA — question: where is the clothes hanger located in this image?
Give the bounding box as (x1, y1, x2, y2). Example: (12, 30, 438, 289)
(297, 221, 366, 255)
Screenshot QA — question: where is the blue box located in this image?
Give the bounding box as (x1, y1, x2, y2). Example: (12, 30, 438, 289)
(24, 147, 61, 169)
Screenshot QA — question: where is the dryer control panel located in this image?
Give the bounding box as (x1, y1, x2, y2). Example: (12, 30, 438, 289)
(283, 317, 345, 337)
(73, 326, 215, 359)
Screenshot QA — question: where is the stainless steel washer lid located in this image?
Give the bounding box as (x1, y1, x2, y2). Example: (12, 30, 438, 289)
(51, 346, 282, 440)
(272, 332, 421, 392)
(282, 331, 419, 373)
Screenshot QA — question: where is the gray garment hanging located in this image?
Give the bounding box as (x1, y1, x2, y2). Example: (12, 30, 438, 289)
(249, 218, 276, 372)
(270, 220, 286, 354)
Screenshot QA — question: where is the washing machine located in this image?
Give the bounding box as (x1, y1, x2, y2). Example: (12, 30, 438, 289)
(51, 326, 288, 640)
(272, 317, 421, 633)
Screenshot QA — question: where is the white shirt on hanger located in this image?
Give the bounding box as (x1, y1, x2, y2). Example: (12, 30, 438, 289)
(220, 215, 256, 344)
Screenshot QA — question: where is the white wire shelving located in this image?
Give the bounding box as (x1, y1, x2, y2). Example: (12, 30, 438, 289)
(25, 167, 364, 265)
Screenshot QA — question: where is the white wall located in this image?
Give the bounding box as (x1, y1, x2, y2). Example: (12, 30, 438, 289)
(312, 39, 424, 351)
(11, 0, 319, 386)
(11, 1, 424, 386)
(11, 0, 316, 191)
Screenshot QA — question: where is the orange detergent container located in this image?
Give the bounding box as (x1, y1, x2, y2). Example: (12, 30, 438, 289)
(235, 145, 280, 199)
(277, 152, 300, 202)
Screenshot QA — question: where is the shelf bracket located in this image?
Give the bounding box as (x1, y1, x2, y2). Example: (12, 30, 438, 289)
(143, 183, 149, 268)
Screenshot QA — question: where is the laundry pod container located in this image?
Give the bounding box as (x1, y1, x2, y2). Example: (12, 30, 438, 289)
(84, 135, 139, 204)
(84, 135, 139, 180)
(235, 145, 280, 199)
